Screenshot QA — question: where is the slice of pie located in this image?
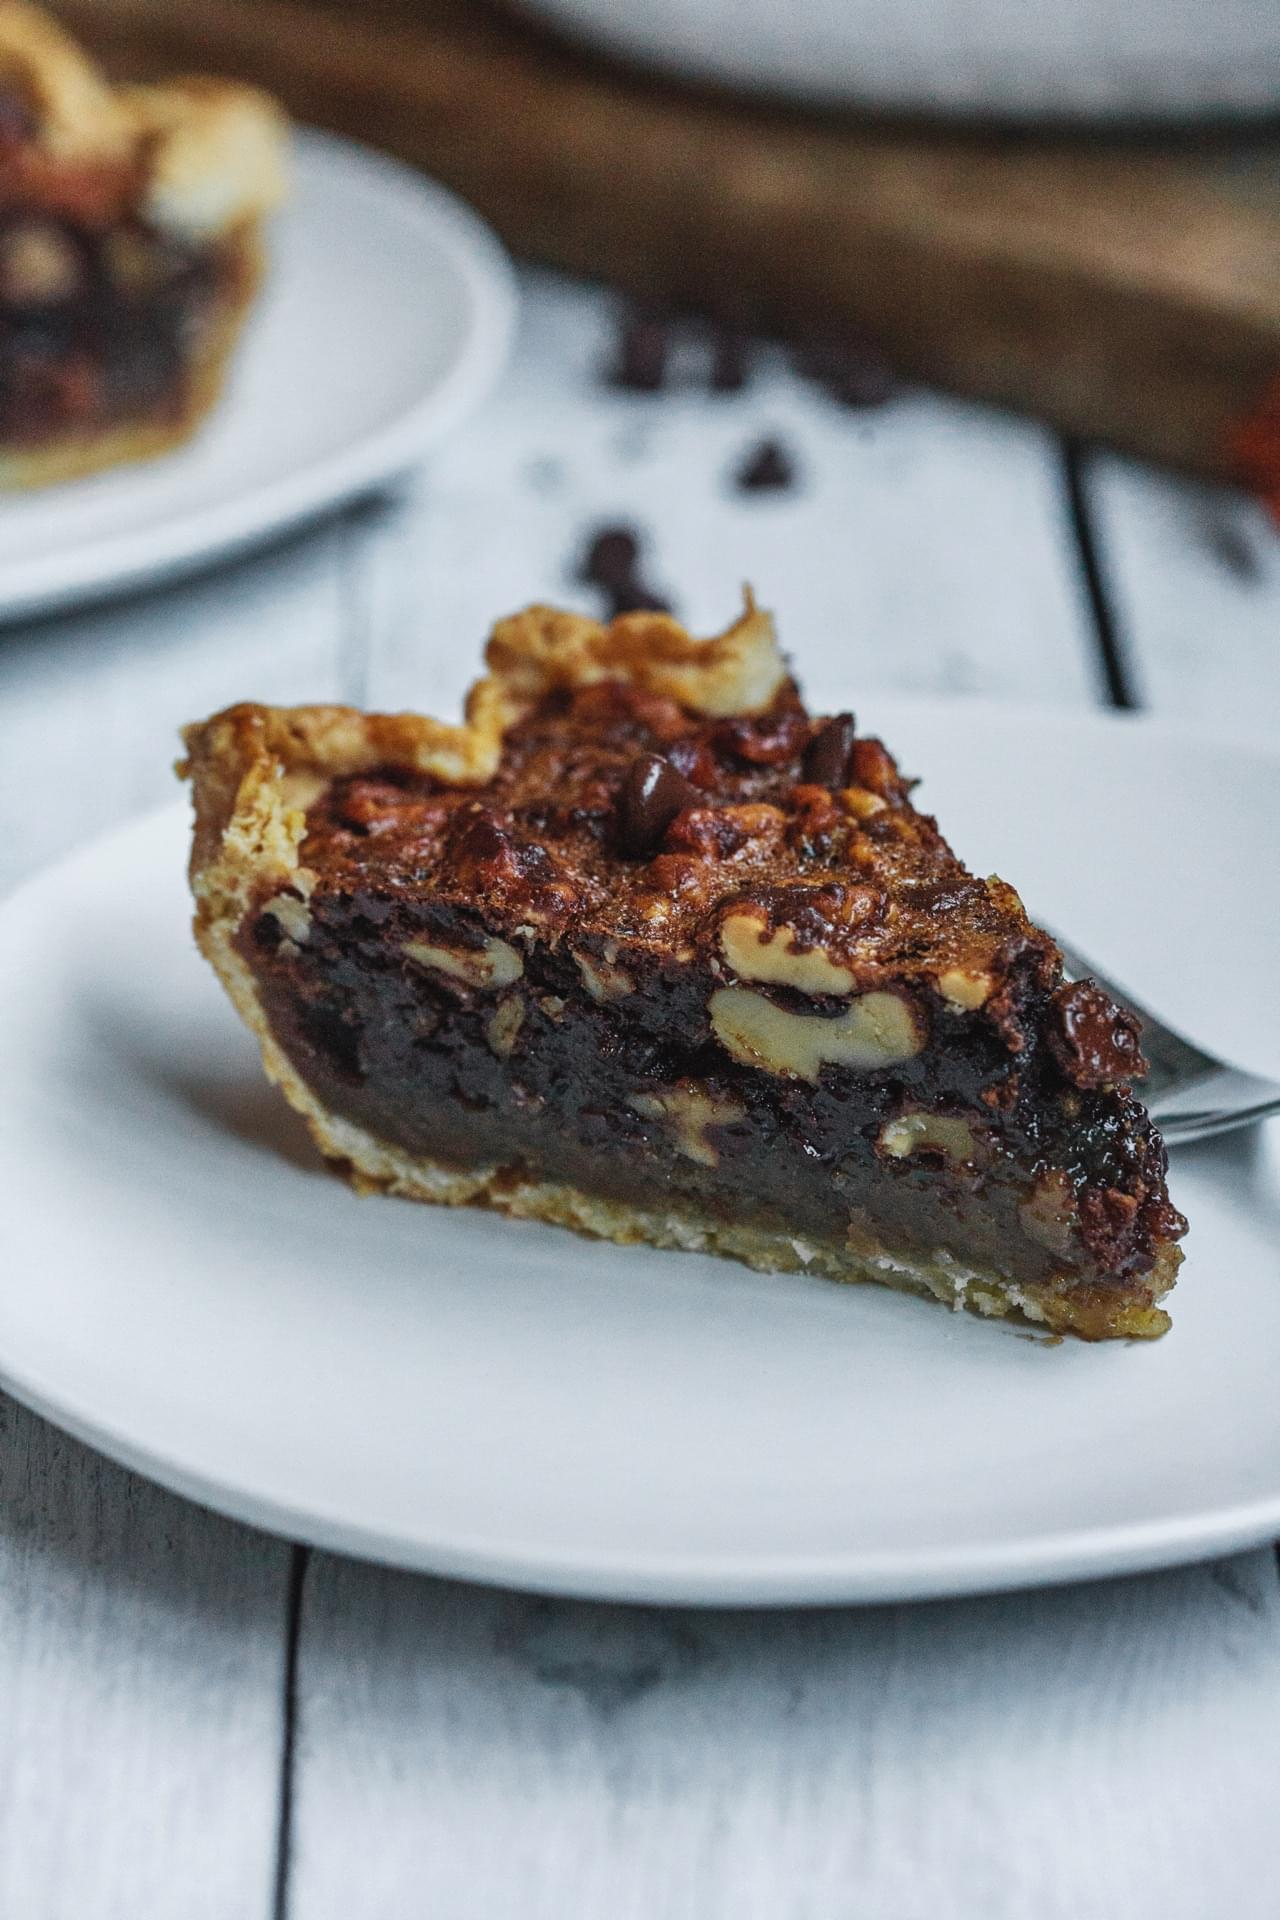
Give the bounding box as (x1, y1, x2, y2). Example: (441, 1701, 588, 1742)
(0, 1, 287, 487)
(181, 599, 1187, 1339)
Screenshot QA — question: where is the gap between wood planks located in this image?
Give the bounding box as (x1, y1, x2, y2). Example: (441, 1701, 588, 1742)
(1061, 441, 1141, 711)
(272, 1543, 308, 1920)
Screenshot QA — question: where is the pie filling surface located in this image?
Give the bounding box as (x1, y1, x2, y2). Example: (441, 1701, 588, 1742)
(182, 599, 1187, 1340)
(0, 2, 287, 482)
(0, 213, 254, 448)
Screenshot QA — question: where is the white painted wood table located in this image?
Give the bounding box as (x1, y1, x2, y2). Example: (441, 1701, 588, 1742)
(2, 270, 1279, 1920)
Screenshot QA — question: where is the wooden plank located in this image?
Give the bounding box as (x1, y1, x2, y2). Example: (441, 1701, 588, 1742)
(0, 1399, 288, 1920)
(350, 271, 1099, 718)
(0, 530, 354, 1915)
(1079, 454, 1280, 729)
(0, 520, 350, 895)
(285, 1552, 1280, 1920)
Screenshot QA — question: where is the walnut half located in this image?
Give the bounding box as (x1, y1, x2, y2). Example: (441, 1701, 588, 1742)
(628, 1083, 746, 1166)
(403, 936, 524, 990)
(719, 910, 854, 997)
(879, 1112, 978, 1164)
(709, 986, 924, 1081)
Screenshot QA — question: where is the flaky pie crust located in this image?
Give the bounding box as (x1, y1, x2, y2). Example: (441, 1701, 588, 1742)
(182, 597, 786, 883)
(0, 1, 288, 235)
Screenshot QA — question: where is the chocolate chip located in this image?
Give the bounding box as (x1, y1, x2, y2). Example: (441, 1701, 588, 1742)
(576, 523, 671, 620)
(1047, 980, 1148, 1090)
(709, 325, 751, 393)
(580, 525, 639, 592)
(615, 753, 699, 856)
(734, 437, 796, 493)
(607, 582, 672, 616)
(802, 713, 858, 788)
(792, 338, 896, 410)
(606, 304, 671, 392)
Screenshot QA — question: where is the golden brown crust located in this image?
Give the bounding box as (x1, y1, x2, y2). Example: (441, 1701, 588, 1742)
(181, 598, 788, 890)
(0, 2, 288, 233)
(0, 0, 125, 163)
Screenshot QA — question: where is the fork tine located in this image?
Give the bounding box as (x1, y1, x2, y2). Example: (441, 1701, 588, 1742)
(1043, 931, 1280, 1141)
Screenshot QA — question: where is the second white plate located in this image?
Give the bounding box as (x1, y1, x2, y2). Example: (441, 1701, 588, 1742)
(1, 702, 1278, 1604)
(0, 131, 517, 621)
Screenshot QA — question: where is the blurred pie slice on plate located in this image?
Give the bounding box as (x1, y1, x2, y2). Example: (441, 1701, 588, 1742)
(0, 0, 288, 487)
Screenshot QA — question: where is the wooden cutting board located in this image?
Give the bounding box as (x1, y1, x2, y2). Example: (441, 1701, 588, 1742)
(56, 0, 1280, 501)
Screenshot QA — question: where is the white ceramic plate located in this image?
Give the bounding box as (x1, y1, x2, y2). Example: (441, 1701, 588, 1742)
(517, 0, 1280, 119)
(0, 132, 516, 622)
(2, 702, 1278, 1605)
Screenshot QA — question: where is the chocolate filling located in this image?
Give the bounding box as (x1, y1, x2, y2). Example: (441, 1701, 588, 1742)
(0, 214, 238, 444)
(240, 889, 1177, 1300)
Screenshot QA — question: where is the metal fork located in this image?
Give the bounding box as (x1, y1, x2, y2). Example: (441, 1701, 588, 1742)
(1053, 936, 1280, 1146)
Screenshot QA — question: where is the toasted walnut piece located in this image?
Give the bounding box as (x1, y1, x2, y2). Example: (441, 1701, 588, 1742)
(486, 993, 526, 1059)
(628, 1083, 747, 1167)
(0, 221, 81, 304)
(849, 737, 905, 801)
(710, 986, 924, 1081)
(402, 936, 524, 990)
(261, 891, 311, 944)
(936, 967, 993, 1011)
(648, 852, 703, 895)
(575, 951, 636, 1002)
(879, 1112, 977, 1164)
(1020, 1169, 1079, 1257)
(840, 787, 888, 821)
(720, 911, 854, 998)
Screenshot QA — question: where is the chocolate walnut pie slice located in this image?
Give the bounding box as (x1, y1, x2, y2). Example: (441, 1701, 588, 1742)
(0, 2, 287, 486)
(182, 600, 1187, 1339)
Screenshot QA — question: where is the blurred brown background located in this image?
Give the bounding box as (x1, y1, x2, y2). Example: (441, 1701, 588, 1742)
(54, 0, 1280, 499)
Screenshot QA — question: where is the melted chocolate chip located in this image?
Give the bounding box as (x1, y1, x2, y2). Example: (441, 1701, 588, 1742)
(802, 713, 858, 788)
(734, 437, 796, 493)
(607, 581, 673, 616)
(581, 525, 638, 591)
(577, 523, 671, 620)
(1048, 980, 1148, 1090)
(606, 304, 671, 393)
(792, 338, 896, 410)
(615, 753, 699, 857)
